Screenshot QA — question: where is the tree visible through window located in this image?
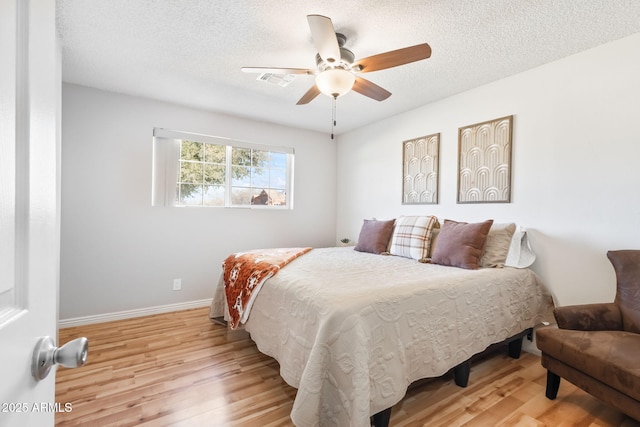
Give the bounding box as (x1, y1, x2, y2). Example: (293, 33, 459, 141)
(176, 140, 290, 207)
(177, 140, 226, 206)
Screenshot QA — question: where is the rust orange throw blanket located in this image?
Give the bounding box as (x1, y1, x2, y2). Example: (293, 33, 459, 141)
(223, 247, 312, 329)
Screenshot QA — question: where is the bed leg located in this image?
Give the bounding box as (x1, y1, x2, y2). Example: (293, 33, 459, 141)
(507, 327, 533, 359)
(453, 361, 470, 387)
(545, 370, 561, 400)
(371, 407, 392, 427)
(507, 336, 523, 359)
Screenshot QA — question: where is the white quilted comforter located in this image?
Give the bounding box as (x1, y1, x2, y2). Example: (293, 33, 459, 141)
(209, 247, 553, 427)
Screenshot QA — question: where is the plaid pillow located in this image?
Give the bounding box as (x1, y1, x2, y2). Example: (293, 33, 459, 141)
(389, 215, 439, 261)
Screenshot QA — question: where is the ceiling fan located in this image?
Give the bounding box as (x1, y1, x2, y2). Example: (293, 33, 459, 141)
(241, 14, 432, 105)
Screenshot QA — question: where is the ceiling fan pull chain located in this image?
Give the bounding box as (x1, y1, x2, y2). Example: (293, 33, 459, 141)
(331, 96, 337, 140)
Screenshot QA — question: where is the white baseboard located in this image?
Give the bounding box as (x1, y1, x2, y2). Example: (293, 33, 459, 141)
(58, 298, 213, 328)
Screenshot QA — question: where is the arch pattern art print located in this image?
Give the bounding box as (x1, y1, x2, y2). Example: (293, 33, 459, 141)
(458, 116, 513, 203)
(402, 133, 439, 204)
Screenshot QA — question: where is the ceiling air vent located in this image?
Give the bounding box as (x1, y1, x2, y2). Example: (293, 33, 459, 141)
(257, 73, 296, 87)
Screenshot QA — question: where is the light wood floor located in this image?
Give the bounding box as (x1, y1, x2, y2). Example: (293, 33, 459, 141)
(55, 307, 639, 427)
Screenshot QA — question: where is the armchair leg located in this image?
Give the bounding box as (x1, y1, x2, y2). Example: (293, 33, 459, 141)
(545, 370, 561, 400)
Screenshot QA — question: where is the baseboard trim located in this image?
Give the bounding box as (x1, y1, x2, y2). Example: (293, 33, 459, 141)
(58, 298, 213, 328)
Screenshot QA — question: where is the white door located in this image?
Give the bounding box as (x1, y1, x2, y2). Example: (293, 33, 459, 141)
(0, 1, 60, 426)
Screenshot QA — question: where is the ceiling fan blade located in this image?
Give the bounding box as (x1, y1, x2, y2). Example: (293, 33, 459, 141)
(352, 77, 391, 101)
(241, 67, 314, 75)
(355, 43, 432, 73)
(307, 14, 341, 64)
(296, 85, 321, 105)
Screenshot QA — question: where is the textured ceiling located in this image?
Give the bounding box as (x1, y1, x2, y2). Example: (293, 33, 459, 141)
(56, 0, 640, 135)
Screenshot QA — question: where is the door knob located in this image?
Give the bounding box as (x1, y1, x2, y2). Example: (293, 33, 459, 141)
(32, 336, 89, 381)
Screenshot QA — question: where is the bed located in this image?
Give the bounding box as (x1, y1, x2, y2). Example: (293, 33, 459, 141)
(209, 218, 554, 427)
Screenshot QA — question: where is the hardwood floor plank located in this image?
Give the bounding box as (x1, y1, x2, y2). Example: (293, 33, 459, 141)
(55, 307, 640, 426)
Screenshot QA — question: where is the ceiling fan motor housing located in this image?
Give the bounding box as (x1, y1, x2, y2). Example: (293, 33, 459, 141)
(315, 48, 354, 70)
(315, 33, 355, 71)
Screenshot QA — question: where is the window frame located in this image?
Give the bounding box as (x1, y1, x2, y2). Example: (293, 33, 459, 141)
(152, 128, 294, 209)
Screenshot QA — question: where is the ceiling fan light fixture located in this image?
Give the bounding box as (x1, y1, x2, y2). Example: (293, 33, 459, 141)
(315, 68, 355, 98)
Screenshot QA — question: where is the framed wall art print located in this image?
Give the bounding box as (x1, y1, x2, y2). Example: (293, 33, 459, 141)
(458, 115, 513, 203)
(402, 133, 439, 204)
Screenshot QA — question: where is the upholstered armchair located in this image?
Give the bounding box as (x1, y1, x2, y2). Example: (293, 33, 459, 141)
(536, 250, 640, 421)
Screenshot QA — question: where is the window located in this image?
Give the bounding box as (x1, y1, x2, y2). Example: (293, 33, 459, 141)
(176, 140, 226, 206)
(152, 129, 294, 209)
(228, 147, 288, 207)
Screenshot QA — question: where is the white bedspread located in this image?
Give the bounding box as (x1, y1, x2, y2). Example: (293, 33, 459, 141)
(209, 247, 553, 427)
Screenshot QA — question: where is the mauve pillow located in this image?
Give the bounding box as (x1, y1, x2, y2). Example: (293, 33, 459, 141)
(431, 219, 494, 269)
(354, 219, 395, 254)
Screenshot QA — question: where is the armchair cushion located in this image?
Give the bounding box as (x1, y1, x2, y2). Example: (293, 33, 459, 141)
(554, 302, 622, 331)
(536, 327, 640, 402)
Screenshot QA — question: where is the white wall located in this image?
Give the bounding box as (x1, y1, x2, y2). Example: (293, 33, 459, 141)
(337, 32, 640, 307)
(60, 84, 336, 319)
(61, 32, 640, 320)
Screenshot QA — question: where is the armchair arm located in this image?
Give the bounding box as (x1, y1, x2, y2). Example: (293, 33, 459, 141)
(554, 302, 622, 331)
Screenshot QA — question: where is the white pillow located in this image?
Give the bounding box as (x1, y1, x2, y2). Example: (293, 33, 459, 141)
(505, 225, 536, 268)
